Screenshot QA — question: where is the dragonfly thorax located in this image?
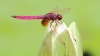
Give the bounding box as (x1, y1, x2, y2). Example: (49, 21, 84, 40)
(45, 13, 62, 21)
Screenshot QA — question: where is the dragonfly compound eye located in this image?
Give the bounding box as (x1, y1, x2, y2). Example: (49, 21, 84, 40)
(57, 14, 62, 20)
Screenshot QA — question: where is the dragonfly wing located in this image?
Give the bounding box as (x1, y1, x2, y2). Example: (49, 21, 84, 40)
(41, 19, 50, 26)
(48, 7, 59, 13)
(53, 8, 70, 15)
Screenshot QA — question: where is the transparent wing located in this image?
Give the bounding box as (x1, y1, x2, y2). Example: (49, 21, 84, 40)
(52, 8, 70, 15)
(49, 7, 70, 15)
(49, 7, 59, 13)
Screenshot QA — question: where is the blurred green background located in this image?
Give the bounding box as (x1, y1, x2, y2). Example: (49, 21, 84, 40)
(0, 0, 100, 56)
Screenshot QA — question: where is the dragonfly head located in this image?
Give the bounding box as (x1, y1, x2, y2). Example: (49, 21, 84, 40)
(57, 14, 62, 20)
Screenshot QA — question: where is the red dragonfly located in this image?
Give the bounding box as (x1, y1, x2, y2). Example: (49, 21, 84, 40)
(12, 7, 70, 26)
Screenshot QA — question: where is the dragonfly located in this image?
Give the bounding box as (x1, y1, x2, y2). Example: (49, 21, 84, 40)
(12, 7, 70, 26)
(12, 7, 81, 56)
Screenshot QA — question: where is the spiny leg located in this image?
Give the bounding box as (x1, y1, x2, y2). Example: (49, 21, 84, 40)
(50, 20, 54, 27)
(55, 19, 62, 26)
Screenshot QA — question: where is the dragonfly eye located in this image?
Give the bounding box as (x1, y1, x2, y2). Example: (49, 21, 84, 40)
(57, 14, 62, 20)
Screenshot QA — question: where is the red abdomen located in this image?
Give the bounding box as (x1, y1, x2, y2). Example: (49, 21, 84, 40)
(12, 15, 44, 20)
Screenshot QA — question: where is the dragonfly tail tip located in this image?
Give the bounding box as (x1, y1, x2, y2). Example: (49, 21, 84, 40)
(12, 16, 16, 18)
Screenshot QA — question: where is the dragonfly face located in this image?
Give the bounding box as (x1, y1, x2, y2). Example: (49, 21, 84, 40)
(57, 14, 62, 20)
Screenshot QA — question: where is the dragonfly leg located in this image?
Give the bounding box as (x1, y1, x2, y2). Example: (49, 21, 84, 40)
(55, 20, 62, 26)
(50, 20, 54, 27)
